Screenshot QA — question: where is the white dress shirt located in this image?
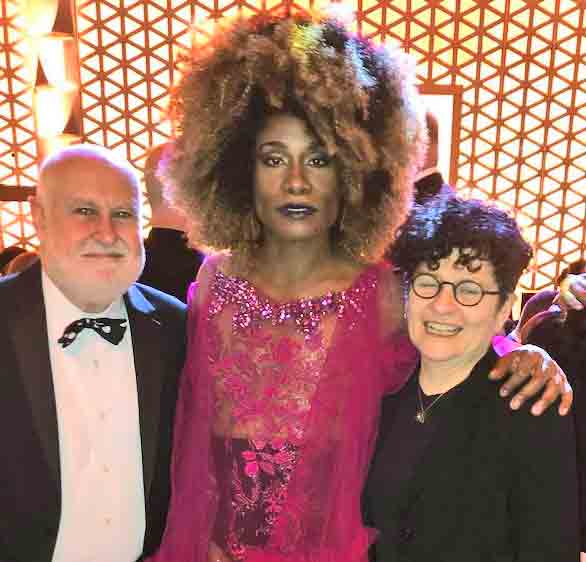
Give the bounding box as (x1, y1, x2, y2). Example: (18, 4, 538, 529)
(42, 273, 146, 562)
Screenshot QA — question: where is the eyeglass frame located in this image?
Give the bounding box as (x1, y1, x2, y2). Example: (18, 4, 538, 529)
(409, 273, 501, 307)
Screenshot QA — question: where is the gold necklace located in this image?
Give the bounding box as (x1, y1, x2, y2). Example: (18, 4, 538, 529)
(415, 384, 450, 424)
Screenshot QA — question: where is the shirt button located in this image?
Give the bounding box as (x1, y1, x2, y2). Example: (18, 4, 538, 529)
(103, 465, 110, 473)
(93, 359, 99, 368)
(105, 517, 111, 525)
(399, 527, 415, 542)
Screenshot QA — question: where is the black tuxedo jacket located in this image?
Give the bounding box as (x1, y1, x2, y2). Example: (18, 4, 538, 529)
(0, 262, 186, 562)
(139, 227, 204, 302)
(364, 349, 579, 562)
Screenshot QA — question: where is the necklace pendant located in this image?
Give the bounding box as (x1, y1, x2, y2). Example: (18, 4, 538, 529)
(415, 410, 425, 424)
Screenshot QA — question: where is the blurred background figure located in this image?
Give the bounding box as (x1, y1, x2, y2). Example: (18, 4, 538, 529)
(559, 259, 586, 286)
(138, 143, 204, 301)
(0, 245, 26, 275)
(412, 110, 455, 204)
(508, 258, 586, 345)
(4, 250, 38, 275)
(526, 296, 586, 555)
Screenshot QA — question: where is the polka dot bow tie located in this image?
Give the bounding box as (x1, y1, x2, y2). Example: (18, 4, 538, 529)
(58, 318, 128, 348)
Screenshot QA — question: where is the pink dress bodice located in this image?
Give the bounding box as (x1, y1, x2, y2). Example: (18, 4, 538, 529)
(153, 258, 417, 562)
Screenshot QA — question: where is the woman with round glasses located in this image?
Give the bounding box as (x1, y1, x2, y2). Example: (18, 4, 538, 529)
(363, 196, 579, 561)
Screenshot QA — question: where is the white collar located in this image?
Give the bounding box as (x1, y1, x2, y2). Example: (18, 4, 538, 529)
(41, 270, 126, 342)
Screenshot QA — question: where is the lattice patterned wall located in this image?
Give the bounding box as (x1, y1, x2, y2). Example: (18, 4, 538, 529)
(1, 0, 585, 289)
(0, 0, 39, 249)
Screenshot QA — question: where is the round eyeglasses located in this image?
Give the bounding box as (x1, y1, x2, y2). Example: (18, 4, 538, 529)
(410, 273, 500, 307)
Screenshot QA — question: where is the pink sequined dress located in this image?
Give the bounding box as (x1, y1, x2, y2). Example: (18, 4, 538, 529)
(152, 256, 417, 562)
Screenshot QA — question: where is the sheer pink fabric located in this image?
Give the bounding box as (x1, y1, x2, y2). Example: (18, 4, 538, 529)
(150, 257, 417, 562)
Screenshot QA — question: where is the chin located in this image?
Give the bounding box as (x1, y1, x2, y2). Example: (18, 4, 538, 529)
(82, 284, 128, 310)
(418, 344, 462, 363)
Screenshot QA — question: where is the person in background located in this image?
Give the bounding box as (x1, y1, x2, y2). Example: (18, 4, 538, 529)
(4, 250, 38, 275)
(559, 259, 586, 287)
(0, 144, 186, 562)
(412, 109, 454, 203)
(0, 244, 25, 275)
(526, 292, 586, 559)
(508, 258, 586, 345)
(150, 11, 572, 562)
(364, 197, 579, 561)
(139, 143, 204, 301)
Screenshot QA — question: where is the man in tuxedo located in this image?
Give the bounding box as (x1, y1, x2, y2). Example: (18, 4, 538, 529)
(413, 110, 454, 203)
(139, 143, 204, 301)
(0, 145, 186, 562)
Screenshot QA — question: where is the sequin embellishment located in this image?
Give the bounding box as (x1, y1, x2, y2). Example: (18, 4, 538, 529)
(209, 267, 378, 338)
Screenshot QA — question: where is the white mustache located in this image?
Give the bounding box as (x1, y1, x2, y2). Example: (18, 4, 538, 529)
(80, 241, 128, 257)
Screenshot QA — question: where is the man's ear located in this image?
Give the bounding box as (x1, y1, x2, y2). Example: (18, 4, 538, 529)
(28, 194, 45, 234)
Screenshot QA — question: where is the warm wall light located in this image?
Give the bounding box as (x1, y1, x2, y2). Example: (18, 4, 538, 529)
(19, 0, 59, 36)
(33, 84, 77, 138)
(38, 133, 82, 159)
(38, 33, 79, 89)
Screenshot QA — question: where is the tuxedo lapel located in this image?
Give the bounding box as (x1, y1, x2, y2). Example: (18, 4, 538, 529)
(10, 263, 61, 485)
(124, 285, 166, 501)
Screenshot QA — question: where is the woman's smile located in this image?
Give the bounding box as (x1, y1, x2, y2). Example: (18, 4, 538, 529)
(423, 320, 462, 336)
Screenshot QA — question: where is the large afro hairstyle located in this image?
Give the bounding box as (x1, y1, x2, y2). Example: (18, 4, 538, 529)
(163, 9, 426, 265)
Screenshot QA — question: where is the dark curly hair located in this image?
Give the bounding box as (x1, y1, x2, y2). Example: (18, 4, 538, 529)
(390, 196, 533, 305)
(557, 258, 586, 287)
(163, 9, 425, 265)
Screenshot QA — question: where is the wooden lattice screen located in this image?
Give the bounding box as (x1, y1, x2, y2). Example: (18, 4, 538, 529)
(1, 0, 585, 290)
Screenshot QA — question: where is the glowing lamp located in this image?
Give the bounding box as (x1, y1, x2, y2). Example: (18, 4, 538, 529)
(38, 33, 78, 89)
(33, 84, 77, 138)
(19, 0, 59, 36)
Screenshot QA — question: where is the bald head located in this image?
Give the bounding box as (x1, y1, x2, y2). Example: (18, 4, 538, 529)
(143, 144, 170, 208)
(421, 110, 439, 170)
(39, 144, 140, 201)
(31, 144, 144, 312)
(143, 142, 185, 229)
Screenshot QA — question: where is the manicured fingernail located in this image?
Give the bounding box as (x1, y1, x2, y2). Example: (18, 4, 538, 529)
(511, 398, 520, 409)
(531, 403, 543, 415)
(560, 406, 569, 416)
(500, 387, 509, 397)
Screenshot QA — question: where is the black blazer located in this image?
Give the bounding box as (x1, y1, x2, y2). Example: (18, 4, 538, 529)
(0, 262, 187, 562)
(363, 348, 579, 562)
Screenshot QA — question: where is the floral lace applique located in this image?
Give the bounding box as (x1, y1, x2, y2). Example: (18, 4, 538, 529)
(214, 437, 299, 561)
(209, 267, 378, 338)
(210, 324, 323, 441)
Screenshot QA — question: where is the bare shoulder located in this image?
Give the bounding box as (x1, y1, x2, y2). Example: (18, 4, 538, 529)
(197, 251, 231, 281)
(190, 251, 232, 307)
